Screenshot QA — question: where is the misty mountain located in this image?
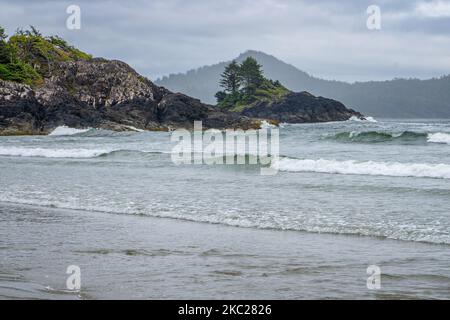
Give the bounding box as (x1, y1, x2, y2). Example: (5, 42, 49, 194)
(156, 51, 450, 118)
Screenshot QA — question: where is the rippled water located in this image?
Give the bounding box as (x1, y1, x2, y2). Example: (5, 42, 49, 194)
(0, 118, 449, 299)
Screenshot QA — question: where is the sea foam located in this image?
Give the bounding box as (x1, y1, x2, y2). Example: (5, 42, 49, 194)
(122, 125, 145, 132)
(273, 158, 450, 179)
(48, 126, 91, 136)
(428, 132, 450, 145)
(349, 116, 377, 123)
(0, 147, 112, 158)
(260, 120, 277, 129)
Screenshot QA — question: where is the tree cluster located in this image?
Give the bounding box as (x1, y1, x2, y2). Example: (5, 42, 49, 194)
(0, 25, 91, 86)
(215, 57, 285, 110)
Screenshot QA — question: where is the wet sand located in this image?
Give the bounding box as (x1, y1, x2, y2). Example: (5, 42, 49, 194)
(1, 202, 449, 300)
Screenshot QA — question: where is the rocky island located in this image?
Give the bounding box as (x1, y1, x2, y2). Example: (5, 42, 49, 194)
(0, 27, 363, 135)
(215, 57, 363, 123)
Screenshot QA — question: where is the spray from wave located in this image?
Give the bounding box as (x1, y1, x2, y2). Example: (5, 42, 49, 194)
(273, 157, 450, 179)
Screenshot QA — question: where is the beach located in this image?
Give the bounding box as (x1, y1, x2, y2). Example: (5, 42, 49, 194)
(1, 202, 449, 300)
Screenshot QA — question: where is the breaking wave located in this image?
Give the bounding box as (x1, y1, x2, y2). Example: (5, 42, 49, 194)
(0, 147, 169, 159)
(329, 131, 450, 145)
(0, 147, 271, 161)
(428, 132, 450, 145)
(348, 116, 377, 123)
(48, 126, 145, 137)
(273, 157, 450, 179)
(2, 196, 449, 245)
(48, 126, 92, 136)
(0, 146, 115, 158)
(330, 131, 428, 143)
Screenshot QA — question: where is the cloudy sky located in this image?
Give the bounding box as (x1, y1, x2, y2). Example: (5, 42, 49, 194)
(1, 0, 450, 82)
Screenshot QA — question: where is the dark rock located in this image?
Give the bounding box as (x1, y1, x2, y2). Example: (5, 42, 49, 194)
(241, 91, 363, 123)
(0, 59, 257, 135)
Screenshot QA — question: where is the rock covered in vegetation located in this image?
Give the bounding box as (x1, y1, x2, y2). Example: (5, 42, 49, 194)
(0, 27, 260, 135)
(0, 59, 259, 135)
(215, 57, 363, 123)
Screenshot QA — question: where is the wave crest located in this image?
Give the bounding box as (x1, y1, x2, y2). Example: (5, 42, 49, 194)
(428, 132, 450, 145)
(348, 116, 377, 123)
(273, 158, 450, 179)
(0, 147, 169, 159)
(330, 131, 428, 143)
(48, 126, 92, 136)
(0, 147, 113, 158)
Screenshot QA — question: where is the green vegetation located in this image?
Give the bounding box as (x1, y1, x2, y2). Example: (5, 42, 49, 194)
(217, 60, 241, 106)
(0, 26, 92, 86)
(215, 57, 289, 111)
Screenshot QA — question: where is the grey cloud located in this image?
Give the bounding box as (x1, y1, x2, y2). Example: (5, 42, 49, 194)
(0, 0, 449, 81)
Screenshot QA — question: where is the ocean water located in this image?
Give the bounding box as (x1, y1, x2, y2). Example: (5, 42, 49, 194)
(1, 118, 450, 299)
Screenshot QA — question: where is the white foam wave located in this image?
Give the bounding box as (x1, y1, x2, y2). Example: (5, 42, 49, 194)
(428, 132, 450, 145)
(49, 126, 91, 136)
(349, 116, 378, 123)
(273, 158, 450, 179)
(0, 147, 112, 158)
(260, 120, 277, 129)
(365, 117, 378, 123)
(123, 125, 145, 132)
(2, 196, 449, 245)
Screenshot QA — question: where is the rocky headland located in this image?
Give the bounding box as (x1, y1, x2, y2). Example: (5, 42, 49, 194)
(0, 28, 363, 135)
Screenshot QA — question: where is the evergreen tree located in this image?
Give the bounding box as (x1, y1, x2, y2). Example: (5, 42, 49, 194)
(29, 25, 42, 37)
(0, 27, 10, 64)
(215, 56, 288, 110)
(239, 57, 264, 95)
(215, 91, 227, 103)
(219, 60, 242, 95)
(0, 27, 7, 41)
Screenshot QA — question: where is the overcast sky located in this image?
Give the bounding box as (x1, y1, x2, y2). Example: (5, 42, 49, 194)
(1, 0, 450, 82)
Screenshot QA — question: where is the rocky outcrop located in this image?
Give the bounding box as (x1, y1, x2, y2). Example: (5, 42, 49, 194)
(241, 91, 363, 123)
(0, 59, 259, 135)
(1, 58, 363, 135)
(0, 81, 43, 135)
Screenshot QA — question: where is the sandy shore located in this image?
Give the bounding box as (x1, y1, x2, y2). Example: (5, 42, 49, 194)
(1, 202, 449, 300)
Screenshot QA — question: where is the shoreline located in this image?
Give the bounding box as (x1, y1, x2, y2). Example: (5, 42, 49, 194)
(1, 201, 450, 300)
(1, 200, 449, 248)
